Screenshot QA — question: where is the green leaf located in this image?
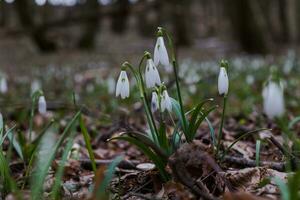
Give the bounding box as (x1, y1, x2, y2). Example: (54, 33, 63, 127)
(256, 140, 261, 166)
(30, 111, 81, 200)
(0, 125, 16, 146)
(117, 131, 168, 159)
(205, 117, 216, 147)
(95, 156, 124, 198)
(0, 149, 18, 194)
(7, 131, 24, 161)
(190, 106, 217, 141)
(110, 136, 169, 181)
(79, 114, 97, 173)
(223, 128, 269, 158)
(187, 99, 214, 141)
(51, 125, 77, 200)
(171, 98, 187, 133)
(274, 176, 289, 200)
(288, 116, 300, 130)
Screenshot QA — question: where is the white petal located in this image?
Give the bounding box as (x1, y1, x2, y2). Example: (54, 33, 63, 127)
(116, 71, 130, 99)
(157, 37, 169, 67)
(154, 38, 160, 66)
(263, 81, 285, 119)
(38, 96, 47, 115)
(151, 92, 159, 112)
(218, 67, 229, 95)
(0, 78, 7, 94)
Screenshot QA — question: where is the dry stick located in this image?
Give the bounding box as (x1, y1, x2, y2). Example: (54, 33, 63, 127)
(223, 156, 285, 171)
(79, 159, 139, 170)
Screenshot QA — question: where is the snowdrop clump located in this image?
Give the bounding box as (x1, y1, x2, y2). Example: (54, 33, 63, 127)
(262, 80, 285, 119)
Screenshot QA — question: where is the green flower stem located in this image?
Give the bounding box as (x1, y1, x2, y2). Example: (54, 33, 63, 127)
(161, 28, 188, 133)
(126, 62, 159, 144)
(216, 95, 227, 157)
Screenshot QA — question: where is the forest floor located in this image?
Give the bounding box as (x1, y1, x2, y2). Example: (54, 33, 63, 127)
(0, 33, 299, 200)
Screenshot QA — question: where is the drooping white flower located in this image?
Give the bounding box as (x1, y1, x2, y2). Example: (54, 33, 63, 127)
(115, 70, 130, 99)
(160, 90, 172, 112)
(31, 80, 41, 94)
(145, 58, 161, 88)
(218, 67, 229, 95)
(262, 81, 285, 119)
(38, 95, 47, 115)
(151, 92, 159, 112)
(154, 36, 171, 72)
(0, 77, 8, 94)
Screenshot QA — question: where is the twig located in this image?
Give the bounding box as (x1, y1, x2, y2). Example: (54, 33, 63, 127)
(128, 192, 161, 200)
(79, 159, 139, 170)
(223, 155, 285, 171)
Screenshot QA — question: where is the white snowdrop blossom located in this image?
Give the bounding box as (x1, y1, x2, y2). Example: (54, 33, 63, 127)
(160, 90, 172, 112)
(145, 58, 161, 88)
(262, 81, 285, 119)
(151, 92, 159, 112)
(154, 36, 171, 72)
(116, 70, 130, 99)
(218, 67, 229, 95)
(38, 96, 47, 115)
(31, 80, 41, 94)
(0, 78, 8, 94)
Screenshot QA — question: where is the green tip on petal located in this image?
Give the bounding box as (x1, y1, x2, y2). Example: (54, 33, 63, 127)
(144, 51, 151, 59)
(220, 59, 229, 70)
(156, 27, 163, 37)
(121, 61, 129, 70)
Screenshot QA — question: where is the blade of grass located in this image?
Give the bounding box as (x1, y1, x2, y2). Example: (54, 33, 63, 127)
(51, 125, 77, 200)
(95, 156, 123, 199)
(79, 114, 97, 174)
(222, 128, 269, 160)
(256, 140, 261, 166)
(274, 176, 289, 200)
(30, 111, 81, 200)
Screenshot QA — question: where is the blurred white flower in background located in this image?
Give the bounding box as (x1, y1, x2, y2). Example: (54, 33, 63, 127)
(31, 80, 41, 94)
(0, 77, 8, 94)
(38, 96, 47, 115)
(262, 81, 285, 119)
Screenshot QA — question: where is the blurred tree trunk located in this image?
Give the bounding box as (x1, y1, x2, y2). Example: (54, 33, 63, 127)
(110, 0, 130, 34)
(286, 0, 297, 43)
(14, 0, 56, 52)
(136, 0, 158, 37)
(224, 0, 269, 54)
(0, 1, 6, 27)
(170, 0, 193, 46)
(78, 0, 100, 49)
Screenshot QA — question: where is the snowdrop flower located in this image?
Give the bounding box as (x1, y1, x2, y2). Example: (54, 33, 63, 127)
(154, 30, 171, 72)
(160, 90, 172, 112)
(218, 67, 229, 95)
(31, 80, 41, 94)
(145, 58, 161, 88)
(116, 70, 130, 99)
(0, 77, 7, 94)
(151, 92, 159, 112)
(262, 81, 285, 119)
(38, 95, 47, 115)
(107, 77, 116, 95)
